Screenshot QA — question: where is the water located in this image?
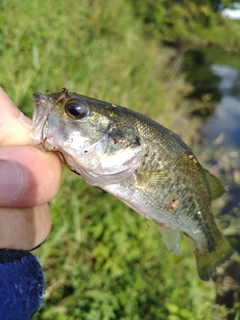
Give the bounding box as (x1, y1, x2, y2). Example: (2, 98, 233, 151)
(202, 64, 240, 148)
(201, 62, 240, 227)
(199, 61, 240, 311)
(181, 46, 240, 316)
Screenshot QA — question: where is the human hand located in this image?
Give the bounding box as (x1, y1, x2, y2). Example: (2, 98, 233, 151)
(0, 87, 62, 250)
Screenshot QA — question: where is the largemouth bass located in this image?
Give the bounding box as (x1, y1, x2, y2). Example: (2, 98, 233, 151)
(30, 88, 233, 281)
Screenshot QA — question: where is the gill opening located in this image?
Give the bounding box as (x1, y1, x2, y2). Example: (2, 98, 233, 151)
(55, 149, 80, 176)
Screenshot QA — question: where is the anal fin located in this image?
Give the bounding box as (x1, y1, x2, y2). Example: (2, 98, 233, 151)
(156, 224, 181, 255)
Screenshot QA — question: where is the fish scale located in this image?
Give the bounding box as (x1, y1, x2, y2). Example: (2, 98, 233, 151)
(30, 89, 234, 281)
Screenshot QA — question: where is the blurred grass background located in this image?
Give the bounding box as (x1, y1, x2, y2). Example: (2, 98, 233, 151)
(0, 0, 239, 319)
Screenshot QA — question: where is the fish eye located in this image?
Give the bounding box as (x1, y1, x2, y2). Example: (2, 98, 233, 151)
(65, 100, 88, 119)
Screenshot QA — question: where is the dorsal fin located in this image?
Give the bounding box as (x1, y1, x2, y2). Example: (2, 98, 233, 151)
(204, 169, 225, 200)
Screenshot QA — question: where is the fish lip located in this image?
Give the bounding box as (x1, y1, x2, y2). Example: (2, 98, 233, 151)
(33, 92, 48, 106)
(33, 91, 44, 99)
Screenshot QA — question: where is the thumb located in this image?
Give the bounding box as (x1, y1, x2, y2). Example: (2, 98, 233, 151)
(0, 88, 62, 207)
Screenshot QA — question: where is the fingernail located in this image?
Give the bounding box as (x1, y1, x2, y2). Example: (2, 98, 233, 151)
(0, 160, 23, 204)
(18, 112, 32, 129)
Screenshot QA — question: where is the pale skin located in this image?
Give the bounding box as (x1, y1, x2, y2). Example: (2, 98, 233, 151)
(0, 87, 62, 250)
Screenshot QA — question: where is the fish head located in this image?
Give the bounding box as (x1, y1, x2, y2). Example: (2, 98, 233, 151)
(30, 89, 143, 185)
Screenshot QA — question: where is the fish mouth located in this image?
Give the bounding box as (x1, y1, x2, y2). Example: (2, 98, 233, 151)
(30, 91, 71, 152)
(30, 92, 51, 143)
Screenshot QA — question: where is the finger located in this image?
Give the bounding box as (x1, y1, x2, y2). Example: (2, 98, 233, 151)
(0, 87, 32, 146)
(0, 87, 24, 118)
(0, 146, 62, 207)
(0, 204, 52, 250)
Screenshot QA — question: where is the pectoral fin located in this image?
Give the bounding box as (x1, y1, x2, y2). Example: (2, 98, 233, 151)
(132, 170, 170, 191)
(156, 224, 181, 255)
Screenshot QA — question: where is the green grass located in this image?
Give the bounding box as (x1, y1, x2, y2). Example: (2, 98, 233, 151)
(0, 0, 236, 319)
(0, 0, 190, 125)
(129, 0, 240, 52)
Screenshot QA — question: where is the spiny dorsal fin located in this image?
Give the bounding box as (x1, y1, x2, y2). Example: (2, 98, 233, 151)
(204, 169, 225, 200)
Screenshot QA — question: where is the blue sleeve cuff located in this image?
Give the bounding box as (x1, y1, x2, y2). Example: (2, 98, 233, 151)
(0, 249, 44, 320)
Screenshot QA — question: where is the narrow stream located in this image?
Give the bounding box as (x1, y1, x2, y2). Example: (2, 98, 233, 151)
(199, 62, 240, 232)
(199, 61, 240, 314)
(201, 63, 240, 220)
(203, 64, 240, 148)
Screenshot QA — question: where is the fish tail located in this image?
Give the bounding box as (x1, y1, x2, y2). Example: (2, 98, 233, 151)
(195, 235, 234, 281)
